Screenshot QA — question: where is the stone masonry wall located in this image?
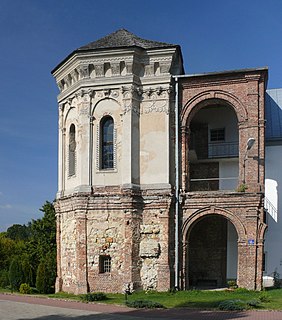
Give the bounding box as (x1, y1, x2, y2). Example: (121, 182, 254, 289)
(55, 188, 173, 294)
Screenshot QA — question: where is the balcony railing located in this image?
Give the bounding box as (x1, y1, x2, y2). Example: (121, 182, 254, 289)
(208, 142, 239, 158)
(190, 177, 238, 191)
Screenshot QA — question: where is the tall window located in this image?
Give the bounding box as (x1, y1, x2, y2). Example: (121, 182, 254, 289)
(69, 124, 76, 176)
(101, 116, 114, 169)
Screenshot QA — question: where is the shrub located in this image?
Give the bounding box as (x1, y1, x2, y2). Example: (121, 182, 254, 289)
(227, 280, 238, 289)
(259, 291, 271, 303)
(0, 270, 10, 288)
(126, 299, 164, 309)
(35, 254, 56, 294)
(36, 261, 48, 293)
(218, 300, 245, 311)
(247, 299, 260, 308)
(80, 292, 107, 302)
(9, 256, 24, 291)
(19, 283, 31, 294)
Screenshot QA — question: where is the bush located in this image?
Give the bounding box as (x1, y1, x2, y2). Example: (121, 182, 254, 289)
(218, 300, 245, 311)
(35, 253, 56, 294)
(259, 291, 271, 302)
(247, 299, 260, 308)
(80, 292, 107, 302)
(126, 299, 164, 309)
(0, 270, 10, 288)
(19, 283, 31, 294)
(227, 280, 238, 289)
(9, 256, 24, 291)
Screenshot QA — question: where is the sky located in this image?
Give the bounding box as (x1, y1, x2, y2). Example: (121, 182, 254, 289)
(0, 0, 282, 231)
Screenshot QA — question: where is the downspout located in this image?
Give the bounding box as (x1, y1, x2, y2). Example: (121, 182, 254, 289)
(89, 101, 93, 189)
(174, 76, 179, 289)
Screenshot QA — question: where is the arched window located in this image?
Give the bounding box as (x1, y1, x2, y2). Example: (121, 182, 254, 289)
(69, 124, 76, 176)
(101, 116, 114, 169)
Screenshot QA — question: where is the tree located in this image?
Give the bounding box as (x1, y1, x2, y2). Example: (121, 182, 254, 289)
(36, 255, 56, 294)
(9, 256, 23, 291)
(6, 224, 31, 241)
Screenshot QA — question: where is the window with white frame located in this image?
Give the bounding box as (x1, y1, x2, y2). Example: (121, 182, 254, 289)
(68, 123, 76, 176)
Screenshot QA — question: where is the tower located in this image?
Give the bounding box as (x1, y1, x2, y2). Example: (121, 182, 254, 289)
(52, 29, 183, 293)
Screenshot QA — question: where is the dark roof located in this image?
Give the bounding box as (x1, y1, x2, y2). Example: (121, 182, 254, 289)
(52, 29, 179, 74)
(77, 29, 177, 51)
(265, 88, 282, 142)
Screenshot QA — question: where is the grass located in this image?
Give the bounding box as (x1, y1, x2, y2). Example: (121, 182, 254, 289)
(2, 287, 282, 310)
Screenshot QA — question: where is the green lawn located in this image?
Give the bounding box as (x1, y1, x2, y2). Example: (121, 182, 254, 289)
(49, 288, 282, 310)
(2, 287, 282, 310)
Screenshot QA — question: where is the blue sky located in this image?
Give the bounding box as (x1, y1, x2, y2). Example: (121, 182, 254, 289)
(0, 0, 282, 231)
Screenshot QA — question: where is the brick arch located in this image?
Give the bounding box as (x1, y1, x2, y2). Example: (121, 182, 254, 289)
(181, 90, 248, 127)
(182, 206, 247, 242)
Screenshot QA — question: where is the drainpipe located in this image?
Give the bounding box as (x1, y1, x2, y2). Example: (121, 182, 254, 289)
(174, 76, 180, 290)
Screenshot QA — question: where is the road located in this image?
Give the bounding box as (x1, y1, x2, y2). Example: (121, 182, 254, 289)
(1, 293, 282, 320)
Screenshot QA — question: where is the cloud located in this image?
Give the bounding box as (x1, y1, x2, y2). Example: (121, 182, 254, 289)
(0, 204, 12, 209)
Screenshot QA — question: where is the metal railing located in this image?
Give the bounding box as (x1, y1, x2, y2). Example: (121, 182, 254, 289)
(190, 177, 238, 191)
(264, 197, 277, 220)
(208, 142, 239, 158)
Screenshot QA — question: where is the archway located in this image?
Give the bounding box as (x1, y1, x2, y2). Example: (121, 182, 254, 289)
(186, 214, 238, 289)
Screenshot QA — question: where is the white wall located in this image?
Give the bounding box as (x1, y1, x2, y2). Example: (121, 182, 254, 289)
(219, 160, 239, 190)
(226, 221, 238, 279)
(264, 145, 282, 276)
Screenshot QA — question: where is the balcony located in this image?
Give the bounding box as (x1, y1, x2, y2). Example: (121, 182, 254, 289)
(208, 142, 239, 159)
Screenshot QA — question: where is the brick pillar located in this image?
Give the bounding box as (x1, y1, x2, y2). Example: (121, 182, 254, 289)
(181, 126, 189, 191)
(238, 210, 259, 290)
(75, 211, 88, 294)
(123, 209, 141, 290)
(157, 208, 171, 291)
(55, 211, 63, 292)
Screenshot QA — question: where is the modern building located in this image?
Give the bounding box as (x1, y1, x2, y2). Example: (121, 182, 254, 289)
(52, 29, 282, 293)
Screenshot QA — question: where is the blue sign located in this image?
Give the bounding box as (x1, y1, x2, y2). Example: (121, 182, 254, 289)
(248, 239, 255, 245)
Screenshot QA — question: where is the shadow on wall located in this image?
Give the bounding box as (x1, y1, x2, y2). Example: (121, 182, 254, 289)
(265, 91, 282, 224)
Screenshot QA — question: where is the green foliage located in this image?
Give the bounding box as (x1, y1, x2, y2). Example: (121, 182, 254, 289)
(273, 269, 281, 288)
(36, 253, 56, 294)
(236, 184, 248, 192)
(21, 255, 33, 285)
(126, 299, 164, 309)
(80, 292, 107, 302)
(218, 299, 245, 311)
(259, 291, 271, 302)
(9, 256, 24, 291)
(247, 299, 260, 308)
(0, 270, 9, 288)
(0, 235, 17, 270)
(19, 283, 31, 294)
(6, 224, 31, 241)
(227, 280, 238, 289)
(36, 261, 47, 293)
(0, 201, 56, 291)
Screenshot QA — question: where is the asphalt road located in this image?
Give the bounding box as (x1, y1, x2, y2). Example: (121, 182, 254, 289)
(2, 293, 282, 320)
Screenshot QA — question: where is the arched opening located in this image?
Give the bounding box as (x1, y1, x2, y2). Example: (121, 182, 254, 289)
(188, 102, 239, 191)
(186, 215, 238, 289)
(100, 116, 114, 169)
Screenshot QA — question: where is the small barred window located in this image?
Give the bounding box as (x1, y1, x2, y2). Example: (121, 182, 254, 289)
(99, 255, 111, 273)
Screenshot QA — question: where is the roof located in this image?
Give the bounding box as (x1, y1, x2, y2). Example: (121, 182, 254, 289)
(265, 88, 282, 142)
(52, 29, 180, 74)
(173, 67, 268, 79)
(78, 29, 177, 51)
